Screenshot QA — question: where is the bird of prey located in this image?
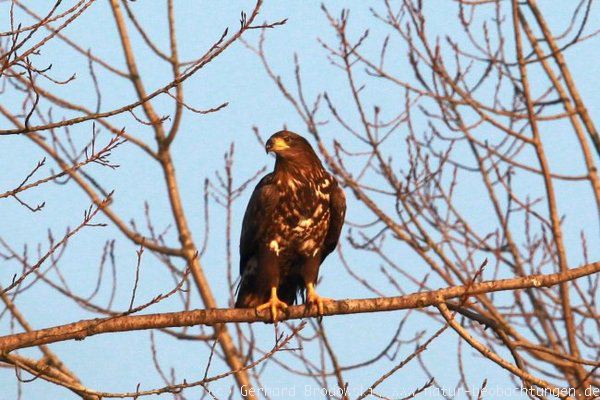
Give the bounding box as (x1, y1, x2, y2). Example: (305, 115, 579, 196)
(235, 130, 346, 322)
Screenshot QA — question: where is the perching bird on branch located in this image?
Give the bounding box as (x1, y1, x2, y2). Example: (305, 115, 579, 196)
(235, 130, 346, 322)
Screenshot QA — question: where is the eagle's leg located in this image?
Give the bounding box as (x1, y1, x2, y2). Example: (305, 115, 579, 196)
(302, 257, 332, 316)
(256, 287, 288, 323)
(306, 282, 332, 316)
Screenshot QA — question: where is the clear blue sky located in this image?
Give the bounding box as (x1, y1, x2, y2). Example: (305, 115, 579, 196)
(1, 1, 598, 399)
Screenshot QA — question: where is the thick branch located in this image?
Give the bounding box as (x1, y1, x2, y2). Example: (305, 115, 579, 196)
(1, 261, 597, 354)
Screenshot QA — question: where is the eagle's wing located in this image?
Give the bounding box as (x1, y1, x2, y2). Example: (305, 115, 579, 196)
(321, 179, 346, 260)
(239, 173, 280, 275)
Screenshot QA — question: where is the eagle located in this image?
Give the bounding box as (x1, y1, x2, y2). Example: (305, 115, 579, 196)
(235, 130, 346, 322)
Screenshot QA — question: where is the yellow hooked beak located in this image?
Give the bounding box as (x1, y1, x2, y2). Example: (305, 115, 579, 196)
(265, 137, 290, 153)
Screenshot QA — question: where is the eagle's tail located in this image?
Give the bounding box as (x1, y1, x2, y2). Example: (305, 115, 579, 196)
(277, 275, 304, 305)
(235, 268, 304, 308)
(235, 257, 262, 308)
(235, 271, 262, 308)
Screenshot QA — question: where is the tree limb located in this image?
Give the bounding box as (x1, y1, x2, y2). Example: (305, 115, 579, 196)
(1, 260, 597, 354)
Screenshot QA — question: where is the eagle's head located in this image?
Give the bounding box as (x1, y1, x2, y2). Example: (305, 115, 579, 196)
(265, 131, 318, 164)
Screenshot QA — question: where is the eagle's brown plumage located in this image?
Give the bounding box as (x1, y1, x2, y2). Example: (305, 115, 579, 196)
(235, 131, 346, 321)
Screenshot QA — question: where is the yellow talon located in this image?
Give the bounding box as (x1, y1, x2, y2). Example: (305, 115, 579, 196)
(306, 282, 332, 316)
(256, 287, 288, 323)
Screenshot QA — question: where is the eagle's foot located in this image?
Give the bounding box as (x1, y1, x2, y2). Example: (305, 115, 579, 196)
(256, 287, 288, 323)
(305, 283, 332, 316)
